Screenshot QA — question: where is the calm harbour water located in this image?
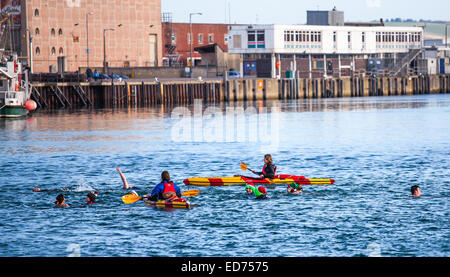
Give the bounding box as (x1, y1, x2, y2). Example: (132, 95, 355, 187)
(0, 94, 449, 257)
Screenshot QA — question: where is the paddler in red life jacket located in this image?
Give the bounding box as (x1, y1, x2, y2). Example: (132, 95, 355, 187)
(148, 171, 182, 201)
(251, 154, 277, 179)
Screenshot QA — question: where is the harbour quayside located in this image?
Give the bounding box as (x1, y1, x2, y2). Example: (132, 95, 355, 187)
(0, 52, 36, 118)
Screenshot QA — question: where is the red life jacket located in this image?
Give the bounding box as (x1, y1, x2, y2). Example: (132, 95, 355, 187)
(162, 181, 177, 199)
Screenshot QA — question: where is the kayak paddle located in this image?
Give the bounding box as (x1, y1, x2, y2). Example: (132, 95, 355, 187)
(240, 162, 255, 173)
(122, 193, 142, 204)
(122, 189, 200, 204)
(181, 189, 200, 197)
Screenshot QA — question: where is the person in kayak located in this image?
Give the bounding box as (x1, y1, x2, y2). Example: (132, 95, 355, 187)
(410, 185, 421, 197)
(251, 154, 277, 179)
(54, 194, 69, 208)
(146, 171, 182, 201)
(245, 184, 268, 200)
(287, 183, 303, 194)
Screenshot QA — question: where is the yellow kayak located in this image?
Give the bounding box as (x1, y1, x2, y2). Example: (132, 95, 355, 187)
(183, 175, 335, 186)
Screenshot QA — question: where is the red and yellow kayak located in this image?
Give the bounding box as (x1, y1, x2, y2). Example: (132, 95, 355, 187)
(144, 198, 191, 209)
(183, 175, 335, 187)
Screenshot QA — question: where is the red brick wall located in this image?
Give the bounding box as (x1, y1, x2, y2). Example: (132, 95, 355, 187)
(22, 0, 162, 73)
(162, 22, 229, 65)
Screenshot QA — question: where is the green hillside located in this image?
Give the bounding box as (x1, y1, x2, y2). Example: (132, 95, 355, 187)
(385, 22, 450, 39)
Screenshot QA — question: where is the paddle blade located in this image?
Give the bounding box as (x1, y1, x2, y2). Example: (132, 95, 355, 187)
(182, 189, 200, 197)
(122, 194, 142, 204)
(240, 162, 248, 171)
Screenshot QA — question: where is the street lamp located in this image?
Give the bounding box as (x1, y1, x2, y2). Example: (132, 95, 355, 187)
(189, 12, 202, 76)
(103, 28, 116, 73)
(446, 24, 449, 48)
(86, 11, 94, 68)
(25, 28, 33, 73)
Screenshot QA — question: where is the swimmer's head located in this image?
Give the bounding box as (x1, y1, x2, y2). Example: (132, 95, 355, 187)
(245, 185, 254, 194)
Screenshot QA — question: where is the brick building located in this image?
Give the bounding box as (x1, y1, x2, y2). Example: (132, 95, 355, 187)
(162, 21, 229, 67)
(15, 0, 162, 73)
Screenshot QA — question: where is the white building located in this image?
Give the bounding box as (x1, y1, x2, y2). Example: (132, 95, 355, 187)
(227, 24, 424, 78)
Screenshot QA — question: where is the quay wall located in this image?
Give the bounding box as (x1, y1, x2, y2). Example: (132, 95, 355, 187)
(30, 75, 450, 109)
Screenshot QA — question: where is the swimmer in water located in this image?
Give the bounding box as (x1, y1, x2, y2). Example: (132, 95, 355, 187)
(287, 183, 303, 194)
(117, 167, 144, 191)
(245, 184, 268, 200)
(86, 191, 98, 204)
(33, 187, 70, 192)
(410, 185, 421, 197)
(54, 194, 69, 208)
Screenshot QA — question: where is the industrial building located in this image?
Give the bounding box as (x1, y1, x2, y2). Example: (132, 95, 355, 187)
(162, 16, 229, 67)
(228, 9, 425, 78)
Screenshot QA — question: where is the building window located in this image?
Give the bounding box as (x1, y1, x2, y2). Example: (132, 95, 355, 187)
(51, 47, 56, 55)
(35, 47, 40, 56)
(51, 29, 56, 37)
(35, 28, 40, 36)
(208, 34, 213, 43)
(59, 47, 64, 55)
(249, 30, 256, 42)
(58, 29, 63, 36)
(198, 34, 203, 43)
(257, 30, 265, 44)
(171, 34, 176, 44)
(311, 31, 320, 42)
(187, 33, 191, 43)
(249, 30, 264, 48)
(34, 9, 39, 17)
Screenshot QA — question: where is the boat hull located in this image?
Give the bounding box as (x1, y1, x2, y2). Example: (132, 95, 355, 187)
(0, 105, 28, 118)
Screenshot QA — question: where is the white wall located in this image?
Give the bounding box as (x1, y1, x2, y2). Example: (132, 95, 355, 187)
(229, 24, 423, 55)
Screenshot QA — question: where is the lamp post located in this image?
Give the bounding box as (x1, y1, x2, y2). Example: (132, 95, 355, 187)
(86, 12, 94, 68)
(25, 28, 33, 73)
(189, 12, 202, 77)
(103, 28, 116, 74)
(446, 24, 449, 48)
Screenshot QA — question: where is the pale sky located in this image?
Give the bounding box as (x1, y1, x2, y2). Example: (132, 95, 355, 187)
(161, 0, 450, 24)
